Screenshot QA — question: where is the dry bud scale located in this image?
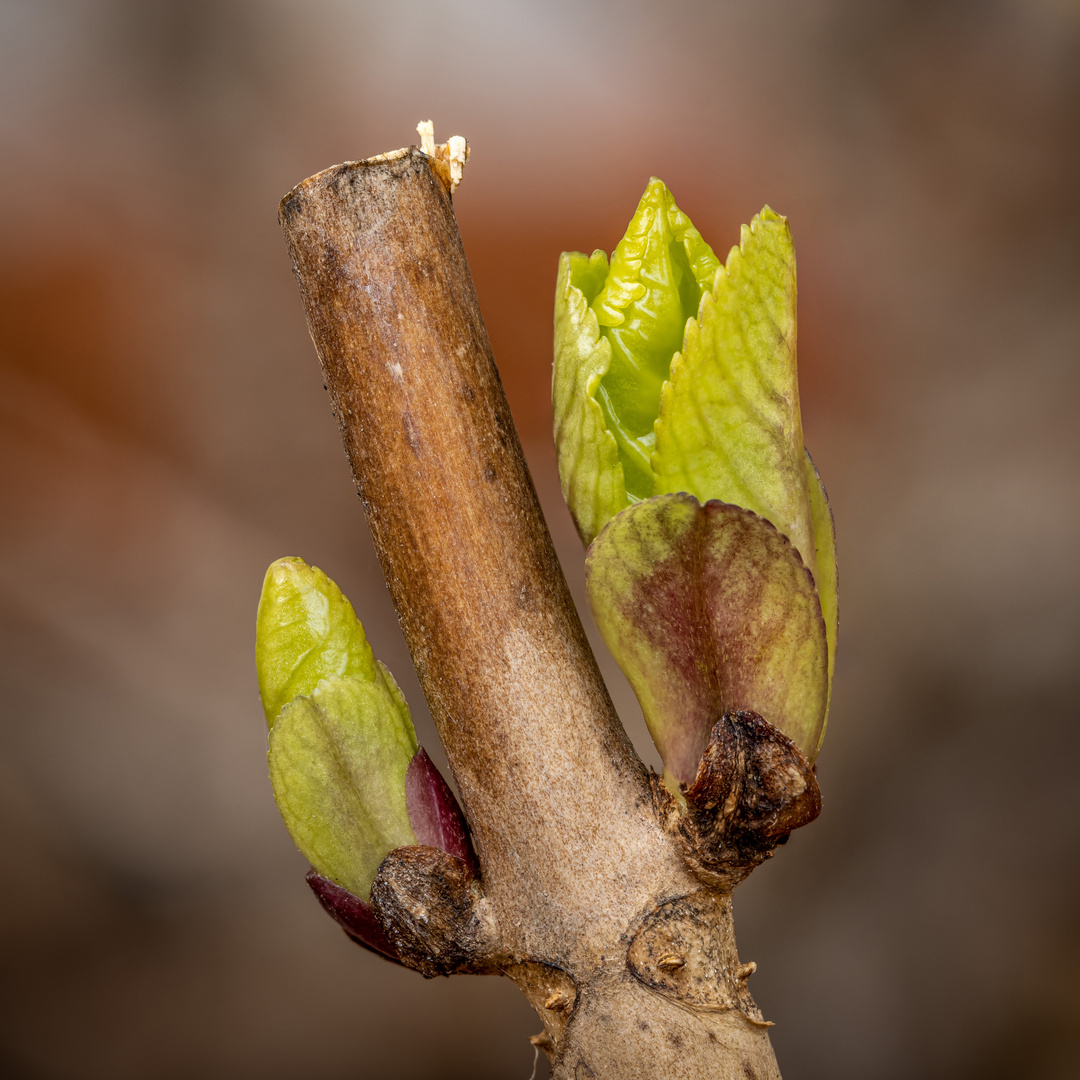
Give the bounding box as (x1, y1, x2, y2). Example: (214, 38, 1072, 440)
(268, 126, 838, 1078)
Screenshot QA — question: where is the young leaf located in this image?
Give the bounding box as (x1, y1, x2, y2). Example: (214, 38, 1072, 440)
(256, 557, 379, 728)
(553, 250, 626, 545)
(805, 451, 838, 756)
(653, 208, 815, 577)
(553, 180, 719, 543)
(591, 178, 720, 502)
(585, 494, 828, 781)
(268, 675, 418, 900)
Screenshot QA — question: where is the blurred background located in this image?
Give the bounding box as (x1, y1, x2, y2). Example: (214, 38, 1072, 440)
(1, 1, 1078, 1077)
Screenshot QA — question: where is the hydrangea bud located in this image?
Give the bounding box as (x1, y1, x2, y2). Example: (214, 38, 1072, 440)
(554, 181, 837, 777)
(256, 558, 472, 955)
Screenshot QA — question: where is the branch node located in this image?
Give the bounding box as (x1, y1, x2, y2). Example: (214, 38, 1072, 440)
(507, 961, 579, 1058)
(627, 891, 768, 1025)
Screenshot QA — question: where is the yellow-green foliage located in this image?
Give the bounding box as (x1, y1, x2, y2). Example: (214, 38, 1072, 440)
(555, 181, 838, 763)
(256, 557, 418, 898)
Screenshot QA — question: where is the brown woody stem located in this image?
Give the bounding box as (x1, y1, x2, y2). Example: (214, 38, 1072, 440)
(278, 147, 789, 1079)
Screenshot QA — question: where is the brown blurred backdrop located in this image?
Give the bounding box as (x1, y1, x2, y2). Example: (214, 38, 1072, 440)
(1, 1, 1078, 1078)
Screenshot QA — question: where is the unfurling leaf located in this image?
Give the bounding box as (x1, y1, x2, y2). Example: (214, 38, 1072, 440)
(553, 250, 623, 546)
(585, 494, 828, 782)
(589, 179, 720, 504)
(652, 207, 814, 576)
(554, 182, 818, 565)
(554, 179, 719, 543)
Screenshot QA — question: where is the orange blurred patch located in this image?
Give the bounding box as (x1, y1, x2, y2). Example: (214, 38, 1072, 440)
(0, 246, 169, 451)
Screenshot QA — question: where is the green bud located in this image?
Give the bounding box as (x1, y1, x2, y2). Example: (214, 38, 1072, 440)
(256, 557, 419, 899)
(555, 180, 838, 764)
(256, 557, 380, 728)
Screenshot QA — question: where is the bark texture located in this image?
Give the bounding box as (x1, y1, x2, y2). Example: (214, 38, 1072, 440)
(278, 147, 816, 1079)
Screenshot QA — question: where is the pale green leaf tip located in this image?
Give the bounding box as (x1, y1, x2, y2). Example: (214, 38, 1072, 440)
(256, 556, 381, 729)
(553, 177, 721, 544)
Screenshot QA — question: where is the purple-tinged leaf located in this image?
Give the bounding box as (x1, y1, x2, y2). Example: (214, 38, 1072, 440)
(305, 869, 401, 962)
(406, 748, 476, 871)
(586, 493, 828, 783)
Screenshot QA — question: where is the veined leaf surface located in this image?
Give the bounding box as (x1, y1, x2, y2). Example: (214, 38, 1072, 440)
(269, 675, 418, 900)
(553, 250, 626, 545)
(653, 209, 816, 577)
(591, 178, 719, 501)
(553, 180, 719, 543)
(586, 494, 829, 781)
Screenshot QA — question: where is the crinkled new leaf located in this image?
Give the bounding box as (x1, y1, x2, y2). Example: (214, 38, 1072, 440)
(653, 208, 813, 574)
(554, 178, 720, 542)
